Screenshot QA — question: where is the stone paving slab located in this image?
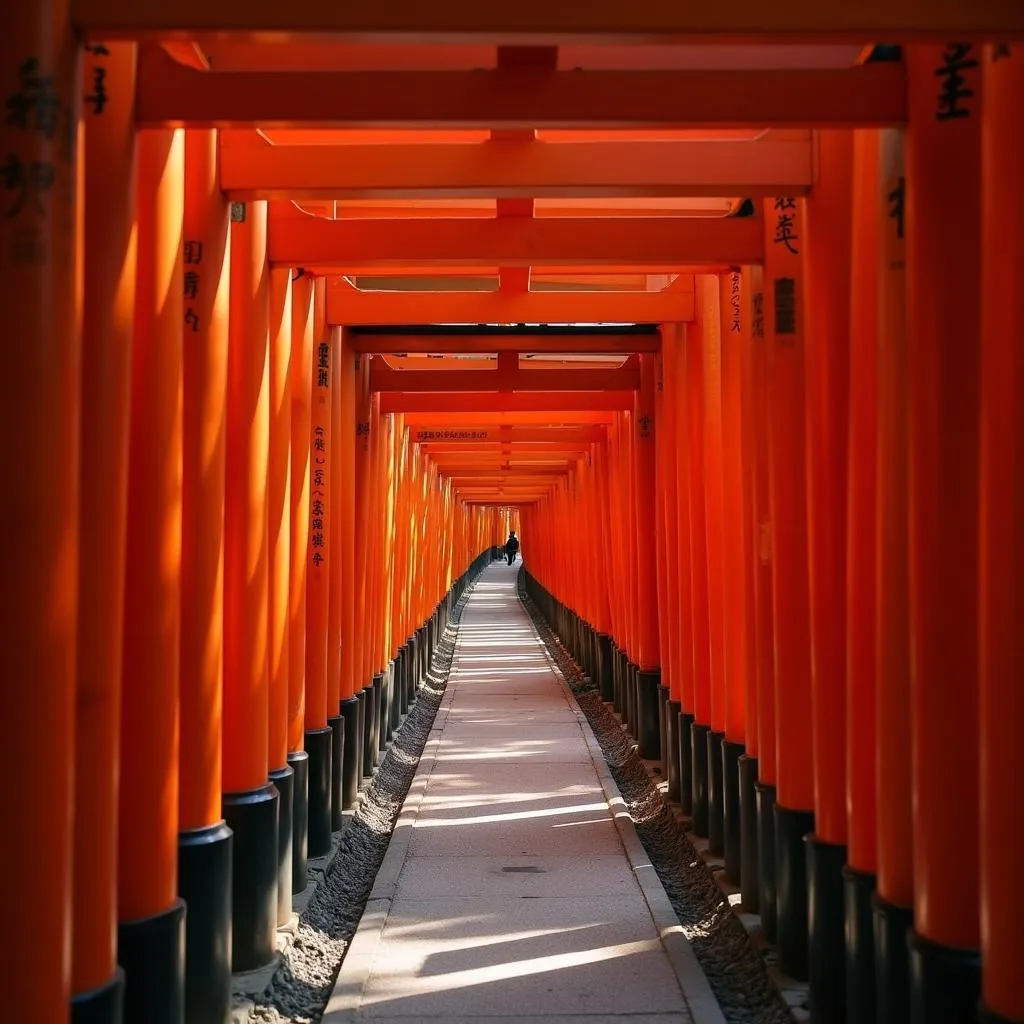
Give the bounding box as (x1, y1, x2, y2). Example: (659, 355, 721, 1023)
(326, 561, 725, 1024)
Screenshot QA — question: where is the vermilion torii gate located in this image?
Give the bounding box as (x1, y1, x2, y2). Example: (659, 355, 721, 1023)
(1, 6, 1022, 1024)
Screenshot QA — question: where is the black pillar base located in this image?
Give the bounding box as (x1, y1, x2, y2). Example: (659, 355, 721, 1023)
(354, 689, 366, 788)
(401, 640, 413, 715)
(666, 700, 681, 803)
(304, 727, 332, 858)
(612, 646, 623, 714)
(844, 866, 876, 1024)
(874, 895, 913, 1024)
(597, 634, 614, 702)
(328, 713, 344, 831)
(636, 670, 662, 759)
(369, 674, 383, 769)
(678, 711, 694, 817)
(288, 750, 308, 894)
(691, 722, 710, 837)
(627, 664, 640, 738)
(71, 969, 125, 1024)
(178, 821, 232, 1024)
(117, 899, 185, 1024)
(722, 740, 744, 883)
(389, 656, 401, 738)
(756, 781, 778, 942)
(268, 766, 293, 926)
(222, 781, 280, 972)
(708, 730, 725, 855)
(417, 625, 428, 692)
(908, 928, 981, 1024)
(807, 834, 847, 1022)
(738, 755, 759, 912)
(776, 803, 815, 981)
(380, 661, 392, 748)
(340, 696, 360, 811)
(658, 685, 670, 775)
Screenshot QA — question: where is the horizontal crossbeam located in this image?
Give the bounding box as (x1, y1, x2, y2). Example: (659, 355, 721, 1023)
(270, 211, 763, 268)
(411, 426, 605, 443)
(223, 133, 812, 200)
(140, 54, 904, 129)
(370, 364, 640, 393)
(380, 391, 634, 413)
(351, 331, 660, 354)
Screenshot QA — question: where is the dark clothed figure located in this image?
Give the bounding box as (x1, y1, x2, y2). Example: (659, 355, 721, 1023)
(504, 532, 520, 566)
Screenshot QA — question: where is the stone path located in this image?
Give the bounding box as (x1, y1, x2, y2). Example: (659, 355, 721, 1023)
(324, 560, 725, 1024)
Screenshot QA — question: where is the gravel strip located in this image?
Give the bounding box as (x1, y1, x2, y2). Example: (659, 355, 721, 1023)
(243, 583, 476, 1024)
(517, 574, 794, 1024)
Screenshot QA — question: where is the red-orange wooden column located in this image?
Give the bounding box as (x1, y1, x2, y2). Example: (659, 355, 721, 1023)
(326, 326, 344, 828)
(804, 129, 854, 1019)
(764, 194, 814, 980)
(979, 44, 1024, 1024)
(71, 41, 134, 1020)
(670, 323, 696, 819)
(874, 127, 914, 1024)
(738, 266, 765, 913)
(720, 269, 750, 885)
(268, 264, 294, 925)
(118, 128, 186, 1021)
(701, 275, 728, 856)
(289, 272, 314, 887)
(1, 12, 80, 1019)
(686, 302, 713, 837)
(906, 45, 983, 1022)
(593, 435, 616, 707)
(305, 277, 333, 857)
(379, 412, 397, 745)
(223, 198, 277, 971)
(337, 329, 362, 807)
(634, 353, 662, 759)
(178, 126, 233, 1022)
(843, 127, 881, 1024)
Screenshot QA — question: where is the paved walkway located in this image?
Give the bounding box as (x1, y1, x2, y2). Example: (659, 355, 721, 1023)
(325, 561, 723, 1024)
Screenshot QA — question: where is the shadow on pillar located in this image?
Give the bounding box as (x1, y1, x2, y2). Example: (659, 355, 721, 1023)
(874, 895, 912, 1024)
(678, 711, 694, 817)
(806, 834, 846, 1021)
(907, 929, 981, 1024)
(738, 755, 759, 911)
(776, 803, 814, 980)
(723, 740, 743, 883)
(658, 685, 670, 774)
(756, 782, 777, 941)
(340, 696, 360, 810)
(636, 669, 662, 759)
(665, 700, 681, 802)
(288, 750, 308, 893)
(328, 712, 344, 831)
(304, 727, 332, 858)
(267, 766, 293, 926)
(844, 866, 876, 1024)
(117, 900, 186, 1024)
(70, 969, 125, 1024)
(708, 730, 725, 856)
(222, 782, 279, 972)
(691, 722, 710, 837)
(354, 689, 366, 788)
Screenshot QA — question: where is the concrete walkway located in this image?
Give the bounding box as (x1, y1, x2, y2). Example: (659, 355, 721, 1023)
(325, 560, 723, 1024)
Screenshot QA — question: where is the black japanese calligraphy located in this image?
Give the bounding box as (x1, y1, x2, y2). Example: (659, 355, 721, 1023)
(773, 198, 799, 256)
(730, 272, 742, 333)
(185, 308, 200, 333)
(184, 240, 204, 265)
(774, 278, 797, 337)
(5, 59, 59, 139)
(935, 43, 978, 121)
(1, 153, 53, 218)
(887, 176, 905, 241)
(752, 292, 765, 340)
(184, 270, 199, 300)
(992, 44, 1012, 62)
(84, 66, 108, 115)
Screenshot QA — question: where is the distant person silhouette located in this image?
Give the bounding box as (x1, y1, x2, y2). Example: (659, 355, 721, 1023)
(504, 531, 520, 566)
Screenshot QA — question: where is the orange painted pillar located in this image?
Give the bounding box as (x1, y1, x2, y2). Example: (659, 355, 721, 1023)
(874, 127, 914, 1024)
(702, 275, 728, 855)
(305, 277, 333, 857)
(71, 40, 133, 1020)
(687, 293, 713, 838)
(379, 411, 398, 746)
(118, 128, 186, 1020)
(979, 43, 1024, 1024)
(634, 353, 662, 759)
(223, 198, 278, 971)
(1, 10, 80, 1019)
(803, 129, 854, 1018)
(289, 272, 314, 888)
(843, 127, 881, 1024)
(178, 126, 233, 1022)
(764, 194, 814, 980)
(906, 45, 983, 1021)
(267, 265, 294, 925)
(738, 266, 765, 913)
(326, 327, 344, 828)
(720, 269, 750, 885)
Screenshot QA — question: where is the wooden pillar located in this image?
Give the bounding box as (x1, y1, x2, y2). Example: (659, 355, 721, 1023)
(326, 327, 344, 829)
(906, 44, 983, 1022)
(117, 128, 186, 1023)
(177, 126, 232, 1024)
(979, 43, 1024, 1024)
(71, 40, 133, 1023)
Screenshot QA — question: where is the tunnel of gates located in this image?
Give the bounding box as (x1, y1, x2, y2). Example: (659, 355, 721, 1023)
(3, 7, 1024, 1024)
